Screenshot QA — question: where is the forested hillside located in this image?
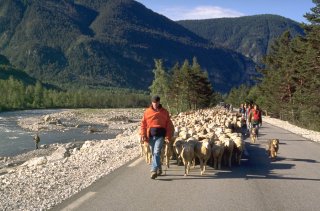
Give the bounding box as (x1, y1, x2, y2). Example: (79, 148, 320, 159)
(0, 0, 256, 93)
(178, 15, 304, 62)
(0, 54, 42, 86)
(0, 54, 149, 111)
(225, 2, 320, 131)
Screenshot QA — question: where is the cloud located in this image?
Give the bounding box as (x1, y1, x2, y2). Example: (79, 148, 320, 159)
(161, 6, 245, 20)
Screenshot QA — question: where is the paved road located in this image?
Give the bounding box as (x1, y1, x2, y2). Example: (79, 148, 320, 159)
(52, 123, 320, 211)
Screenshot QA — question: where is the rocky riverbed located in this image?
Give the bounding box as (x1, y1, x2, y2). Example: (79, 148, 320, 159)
(0, 108, 144, 210)
(17, 108, 144, 132)
(0, 108, 319, 210)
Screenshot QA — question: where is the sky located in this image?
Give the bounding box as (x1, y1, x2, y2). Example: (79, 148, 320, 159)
(135, 0, 315, 23)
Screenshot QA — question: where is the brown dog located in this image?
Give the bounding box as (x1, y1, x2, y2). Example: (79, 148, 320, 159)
(250, 127, 258, 143)
(266, 139, 279, 160)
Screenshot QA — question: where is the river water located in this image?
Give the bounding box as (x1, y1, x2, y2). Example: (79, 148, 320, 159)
(0, 109, 120, 157)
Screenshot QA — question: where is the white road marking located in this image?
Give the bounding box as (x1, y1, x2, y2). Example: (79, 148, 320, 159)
(61, 192, 96, 211)
(246, 174, 266, 178)
(128, 157, 143, 167)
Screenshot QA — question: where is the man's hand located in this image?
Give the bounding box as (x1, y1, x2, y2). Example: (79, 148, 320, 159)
(140, 136, 146, 144)
(165, 137, 170, 143)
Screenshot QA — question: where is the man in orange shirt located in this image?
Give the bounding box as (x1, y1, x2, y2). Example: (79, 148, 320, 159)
(140, 95, 172, 179)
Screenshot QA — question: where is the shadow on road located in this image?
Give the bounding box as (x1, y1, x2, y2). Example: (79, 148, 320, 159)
(276, 157, 320, 163)
(156, 141, 320, 182)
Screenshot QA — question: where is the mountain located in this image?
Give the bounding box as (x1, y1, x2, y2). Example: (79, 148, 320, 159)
(178, 15, 305, 63)
(0, 54, 37, 85)
(0, 54, 59, 89)
(0, 0, 258, 93)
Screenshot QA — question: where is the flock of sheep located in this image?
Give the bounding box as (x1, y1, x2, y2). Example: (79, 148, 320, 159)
(141, 107, 247, 176)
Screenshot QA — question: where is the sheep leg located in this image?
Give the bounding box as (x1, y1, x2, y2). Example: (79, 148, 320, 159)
(199, 159, 204, 175)
(213, 157, 218, 169)
(228, 154, 232, 168)
(164, 143, 170, 168)
(182, 158, 187, 176)
(237, 153, 241, 165)
(203, 159, 208, 175)
(185, 162, 189, 176)
(187, 161, 191, 175)
(165, 152, 170, 169)
(218, 155, 222, 170)
(177, 155, 182, 166)
(148, 152, 152, 164)
(145, 151, 150, 164)
(140, 144, 144, 157)
(223, 153, 227, 166)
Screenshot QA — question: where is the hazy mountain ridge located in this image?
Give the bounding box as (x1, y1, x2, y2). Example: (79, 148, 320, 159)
(178, 15, 305, 63)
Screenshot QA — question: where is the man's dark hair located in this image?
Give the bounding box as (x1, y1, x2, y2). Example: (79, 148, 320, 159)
(152, 95, 160, 102)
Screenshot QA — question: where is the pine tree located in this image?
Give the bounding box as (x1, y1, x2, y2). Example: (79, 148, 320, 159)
(299, 0, 320, 130)
(149, 59, 171, 109)
(149, 58, 214, 114)
(226, 84, 250, 107)
(190, 57, 213, 109)
(33, 81, 44, 108)
(251, 1, 320, 130)
(257, 31, 294, 118)
(168, 62, 183, 113)
(178, 60, 192, 111)
(304, 0, 320, 25)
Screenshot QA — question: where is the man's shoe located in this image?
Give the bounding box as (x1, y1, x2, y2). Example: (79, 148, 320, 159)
(158, 169, 163, 176)
(150, 171, 157, 179)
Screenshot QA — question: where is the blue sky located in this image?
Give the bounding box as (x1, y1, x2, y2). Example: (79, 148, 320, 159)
(135, 0, 315, 23)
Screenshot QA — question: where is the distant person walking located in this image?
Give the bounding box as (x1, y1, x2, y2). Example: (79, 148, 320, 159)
(248, 104, 262, 134)
(33, 133, 40, 149)
(229, 104, 233, 112)
(140, 95, 173, 179)
(245, 103, 252, 133)
(239, 103, 245, 114)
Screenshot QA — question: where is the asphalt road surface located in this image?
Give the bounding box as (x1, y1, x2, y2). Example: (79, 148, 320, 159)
(52, 122, 320, 211)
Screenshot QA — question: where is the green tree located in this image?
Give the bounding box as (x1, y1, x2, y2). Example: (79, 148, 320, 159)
(149, 59, 171, 109)
(257, 31, 294, 119)
(226, 84, 250, 107)
(150, 58, 214, 114)
(33, 81, 44, 108)
(189, 57, 213, 109)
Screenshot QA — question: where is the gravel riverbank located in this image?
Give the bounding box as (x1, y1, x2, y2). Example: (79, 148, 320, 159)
(0, 109, 143, 210)
(0, 109, 319, 210)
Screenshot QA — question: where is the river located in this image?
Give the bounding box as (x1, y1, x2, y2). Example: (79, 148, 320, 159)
(0, 109, 120, 157)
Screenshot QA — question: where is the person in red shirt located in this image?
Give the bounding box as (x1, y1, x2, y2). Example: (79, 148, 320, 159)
(140, 95, 172, 179)
(248, 104, 263, 135)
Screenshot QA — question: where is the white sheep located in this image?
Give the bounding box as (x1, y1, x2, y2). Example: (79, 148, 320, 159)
(211, 140, 225, 170)
(181, 142, 195, 176)
(233, 137, 244, 165)
(195, 139, 212, 175)
(173, 137, 185, 165)
(163, 140, 174, 168)
(221, 137, 234, 168)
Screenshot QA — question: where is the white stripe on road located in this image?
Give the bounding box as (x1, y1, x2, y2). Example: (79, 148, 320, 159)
(61, 192, 96, 211)
(128, 157, 143, 167)
(246, 174, 266, 178)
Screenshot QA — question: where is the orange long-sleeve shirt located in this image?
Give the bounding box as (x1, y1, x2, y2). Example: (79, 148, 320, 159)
(140, 105, 173, 141)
